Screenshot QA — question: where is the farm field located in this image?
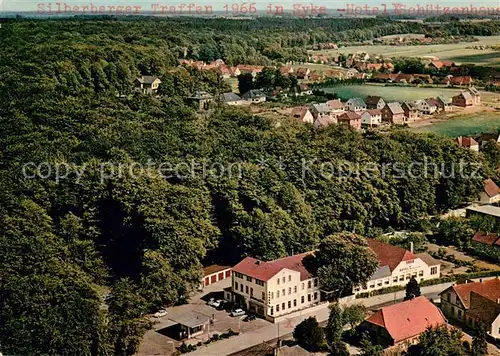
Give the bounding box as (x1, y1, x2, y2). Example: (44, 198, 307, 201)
(311, 36, 500, 67)
(321, 84, 463, 102)
(410, 112, 500, 137)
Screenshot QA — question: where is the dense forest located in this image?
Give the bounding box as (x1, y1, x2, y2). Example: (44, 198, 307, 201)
(0, 17, 493, 355)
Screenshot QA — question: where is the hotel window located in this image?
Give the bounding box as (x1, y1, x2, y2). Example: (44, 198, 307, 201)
(282, 302, 285, 310)
(393, 276, 398, 282)
(293, 299, 297, 307)
(431, 267, 438, 275)
(354, 287, 360, 292)
(276, 304, 280, 312)
(308, 294, 311, 302)
(262, 292, 265, 300)
(247, 276, 252, 282)
(282, 289, 285, 296)
(269, 292, 272, 300)
(377, 281, 382, 287)
(277, 290, 280, 298)
(235, 282, 239, 290)
(288, 287, 291, 295)
(362, 284, 367, 290)
(308, 281, 312, 289)
(294, 286, 297, 293)
(256, 279, 264, 286)
(301, 296, 305, 304)
(419, 270, 424, 277)
(385, 279, 390, 285)
(314, 292, 318, 300)
(412, 272, 417, 278)
(250, 288, 253, 296)
(245, 286, 249, 294)
(288, 301, 291, 309)
(240, 284, 243, 292)
(406, 274, 411, 280)
(282, 277, 285, 283)
(288, 275, 291, 282)
(277, 278, 280, 285)
(270, 307, 273, 315)
(399, 275, 404, 281)
(458, 310, 462, 319)
(302, 283, 305, 290)
(369, 284, 375, 289)
(314, 279, 318, 287)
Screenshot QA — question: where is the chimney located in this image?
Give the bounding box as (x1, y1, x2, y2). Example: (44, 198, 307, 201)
(410, 242, 414, 253)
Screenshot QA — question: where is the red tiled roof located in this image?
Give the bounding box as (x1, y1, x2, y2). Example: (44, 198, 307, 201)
(365, 297, 446, 344)
(472, 231, 499, 246)
(327, 99, 344, 110)
(232, 253, 313, 282)
(450, 76, 473, 85)
(456, 136, 478, 148)
(443, 278, 500, 308)
(484, 178, 500, 198)
(366, 239, 416, 271)
(339, 112, 361, 120)
(364, 109, 382, 116)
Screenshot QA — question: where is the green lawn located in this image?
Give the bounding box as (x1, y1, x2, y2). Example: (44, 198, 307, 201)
(410, 112, 500, 137)
(322, 84, 462, 102)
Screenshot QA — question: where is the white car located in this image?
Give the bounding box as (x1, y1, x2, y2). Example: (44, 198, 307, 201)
(231, 308, 246, 317)
(153, 309, 168, 318)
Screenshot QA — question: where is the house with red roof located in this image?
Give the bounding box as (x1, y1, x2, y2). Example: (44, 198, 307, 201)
(230, 253, 321, 321)
(439, 278, 500, 338)
(359, 296, 446, 347)
(353, 239, 440, 295)
(479, 178, 500, 204)
(471, 232, 500, 261)
(456, 136, 479, 151)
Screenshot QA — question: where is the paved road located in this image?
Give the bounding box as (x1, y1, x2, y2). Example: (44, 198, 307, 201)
(188, 283, 453, 356)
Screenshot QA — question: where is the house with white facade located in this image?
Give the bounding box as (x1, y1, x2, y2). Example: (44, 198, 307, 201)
(353, 239, 440, 295)
(345, 98, 367, 112)
(360, 109, 382, 127)
(479, 178, 500, 204)
(229, 253, 321, 322)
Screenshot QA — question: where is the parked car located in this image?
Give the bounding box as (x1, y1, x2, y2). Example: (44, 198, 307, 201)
(231, 308, 246, 317)
(153, 309, 168, 318)
(216, 301, 226, 310)
(207, 298, 216, 306)
(244, 313, 256, 321)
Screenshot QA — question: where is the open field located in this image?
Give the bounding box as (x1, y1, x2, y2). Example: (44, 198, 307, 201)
(311, 36, 500, 67)
(322, 84, 463, 101)
(410, 111, 500, 137)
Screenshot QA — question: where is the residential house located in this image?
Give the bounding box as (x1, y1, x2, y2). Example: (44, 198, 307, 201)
(479, 178, 500, 204)
(295, 67, 310, 80)
(446, 76, 473, 87)
(412, 99, 437, 115)
(338, 111, 362, 130)
(280, 66, 293, 76)
(402, 102, 420, 122)
(345, 68, 360, 79)
(456, 136, 479, 151)
(437, 96, 453, 111)
(218, 66, 232, 79)
(429, 60, 455, 69)
(230, 253, 321, 322)
(373, 73, 399, 82)
(395, 73, 415, 84)
(308, 72, 324, 82)
(219, 92, 244, 106)
(313, 116, 338, 129)
(310, 103, 335, 127)
(468, 87, 481, 105)
(326, 99, 345, 119)
(134, 75, 161, 95)
(439, 278, 500, 338)
(381, 102, 405, 124)
(424, 98, 441, 113)
(241, 89, 266, 103)
(269, 87, 288, 99)
(345, 98, 367, 112)
(466, 205, 500, 221)
(452, 91, 474, 107)
(359, 296, 446, 348)
(237, 65, 264, 78)
(187, 91, 213, 111)
(295, 84, 312, 96)
(471, 232, 500, 261)
(353, 239, 440, 295)
(292, 107, 314, 124)
(360, 109, 382, 127)
(365, 96, 386, 110)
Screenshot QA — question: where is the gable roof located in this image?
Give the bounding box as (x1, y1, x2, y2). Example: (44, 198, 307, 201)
(365, 297, 446, 344)
(365, 96, 384, 105)
(220, 92, 241, 102)
(314, 116, 337, 128)
(137, 75, 161, 84)
(472, 231, 500, 246)
(327, 99, 344, 110)
(232, 253, 313, 282)
(385, 102, 404, 115)
(366, 239, 416, 272)
(242, 89, 266, 99)
(440, 278, 500, 309)
(346, 97, 366, 107)
(415, 252, 440, 267)
(484, 178, 500, 198)
(362, 109, 382, 117)
(425, 98, 440, 108)
(339, 111, 361, 121)
(311, 103, 332, 113)
(468, 292, 500, 325)
(456, 136, 479, 148)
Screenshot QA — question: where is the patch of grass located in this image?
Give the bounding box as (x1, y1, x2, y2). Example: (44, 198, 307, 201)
(410, 112, 500, 137)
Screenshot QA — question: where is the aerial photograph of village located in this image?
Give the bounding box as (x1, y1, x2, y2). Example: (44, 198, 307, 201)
(0, 3, 500, 356)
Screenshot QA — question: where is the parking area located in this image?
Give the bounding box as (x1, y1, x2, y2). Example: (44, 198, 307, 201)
(137, 279, 270, 355)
